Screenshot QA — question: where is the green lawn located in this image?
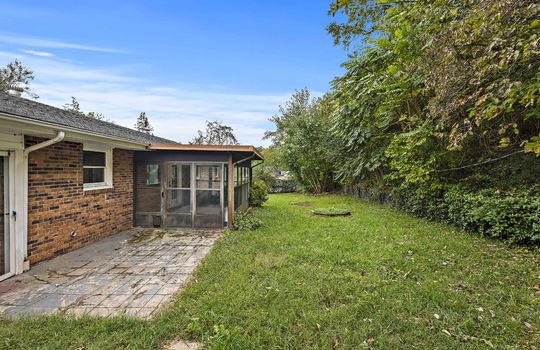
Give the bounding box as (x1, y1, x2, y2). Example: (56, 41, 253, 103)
(1, 193, 539, 349)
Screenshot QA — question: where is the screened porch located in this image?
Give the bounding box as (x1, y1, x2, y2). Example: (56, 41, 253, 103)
(134, 145, 262, 229)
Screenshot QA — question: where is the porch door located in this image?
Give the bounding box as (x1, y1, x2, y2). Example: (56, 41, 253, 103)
(164, 163, 192, 227)
(194, 164, 223, 228)
(0, 152, 13, 281)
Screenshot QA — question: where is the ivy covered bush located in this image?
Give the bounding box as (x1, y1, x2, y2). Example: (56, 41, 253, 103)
(249, 179, 269, 207)
(392, 185, 540, 245)
(233, 209, 262, 231)
(271, 179, 297, 193)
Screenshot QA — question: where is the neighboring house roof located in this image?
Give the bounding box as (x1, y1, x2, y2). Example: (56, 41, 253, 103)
(149, 143, 264, 161)
(0, 92, 176, 145)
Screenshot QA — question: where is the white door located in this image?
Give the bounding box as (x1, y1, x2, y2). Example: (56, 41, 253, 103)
(0, 151, 14, 281)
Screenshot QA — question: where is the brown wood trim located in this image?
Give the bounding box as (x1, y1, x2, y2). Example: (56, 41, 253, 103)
(228, 153, 235, 226)
(148, 143, 263, 160)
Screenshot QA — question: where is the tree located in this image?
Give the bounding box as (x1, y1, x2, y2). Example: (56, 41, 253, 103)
(266, 89, 342, 193)
(191, 120, 239, 145)
(134, 112, 154, 134)
(0, 59, 39, 99)
(252, 146, 284, 189)
(86, 111, 106, 120)
(328, 0, 540, 187)
(63, 96, 106, 121)
(63, 96, 84, 114)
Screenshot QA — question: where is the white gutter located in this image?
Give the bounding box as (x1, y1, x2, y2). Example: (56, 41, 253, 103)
(24, 130, 65, 154)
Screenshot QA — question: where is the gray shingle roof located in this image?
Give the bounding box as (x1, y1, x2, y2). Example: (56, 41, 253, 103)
(0, 92, 176, 145)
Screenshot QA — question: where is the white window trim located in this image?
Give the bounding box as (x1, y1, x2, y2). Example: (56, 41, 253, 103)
(83, 144, 113, 191)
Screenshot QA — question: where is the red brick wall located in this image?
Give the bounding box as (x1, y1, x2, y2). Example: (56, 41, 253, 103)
(26, 136, 134, 264)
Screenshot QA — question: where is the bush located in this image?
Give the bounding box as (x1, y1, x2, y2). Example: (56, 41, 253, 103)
(253, 170, 276, 190)
(233, 209, 262, 231)
(271, 179, 297, 193)
(390, 184, 540, 245)
(249, 179, 269, 207)
(444, 187, 540, 244)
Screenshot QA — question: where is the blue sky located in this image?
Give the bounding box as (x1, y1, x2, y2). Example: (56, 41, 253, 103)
(0, 1, 348, 145)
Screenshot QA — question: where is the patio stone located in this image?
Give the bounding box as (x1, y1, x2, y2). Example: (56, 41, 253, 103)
(0, 228, 221, 319)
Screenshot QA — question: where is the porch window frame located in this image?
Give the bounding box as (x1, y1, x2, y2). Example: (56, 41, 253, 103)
(83, 144, 113, 191)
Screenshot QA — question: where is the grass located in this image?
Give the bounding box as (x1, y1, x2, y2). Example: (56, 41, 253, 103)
(1, 193, 539, 349)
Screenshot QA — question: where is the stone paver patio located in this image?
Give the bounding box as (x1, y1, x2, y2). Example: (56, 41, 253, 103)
(0, 228, 220, 319)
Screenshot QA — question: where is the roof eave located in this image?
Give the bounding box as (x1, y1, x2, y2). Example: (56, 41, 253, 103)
(0, 111, 151, 150)
(148, 143, 264, 160)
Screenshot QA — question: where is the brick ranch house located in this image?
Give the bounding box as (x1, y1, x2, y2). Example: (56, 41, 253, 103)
(0, 92, 262, 281)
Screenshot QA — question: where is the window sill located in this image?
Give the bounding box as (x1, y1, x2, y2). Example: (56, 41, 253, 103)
(83, 184, 113, 192)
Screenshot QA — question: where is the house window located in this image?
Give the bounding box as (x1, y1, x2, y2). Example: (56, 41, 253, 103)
(146, 164, 160, 187)
(83, 146, 112, 190)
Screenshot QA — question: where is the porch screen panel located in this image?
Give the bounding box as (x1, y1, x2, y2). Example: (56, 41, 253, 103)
(164, 164, 192, 227)
(233, 165, 250, 211)
(135, 162, 162, 227)
(194, 165, 222, 228)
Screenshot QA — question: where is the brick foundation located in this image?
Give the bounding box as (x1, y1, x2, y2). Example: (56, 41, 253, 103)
(26, 136, 134, 264)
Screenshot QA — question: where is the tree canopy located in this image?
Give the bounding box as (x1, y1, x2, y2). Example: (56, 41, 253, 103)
(0, 59, 38, 99)
(63, 96, 107, 121)
(135, 112, 154, 134)
(191, 120, 239, 145)
(267, 0, 540, 194)
(265, 89, 343, 193)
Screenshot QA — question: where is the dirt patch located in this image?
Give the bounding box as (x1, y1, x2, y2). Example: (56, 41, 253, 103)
(253, 253, 287, 269)
(311, 208, 351, 217)
(163, 340, 202, 350)
(128, 229, 167, 243)
(291, 201, 313, 207)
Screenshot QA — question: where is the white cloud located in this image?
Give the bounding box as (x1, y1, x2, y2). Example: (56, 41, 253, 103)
(0, 49, 285, 146)
(32, 81, 284, 146)
(0, 32, 121, 53)
(20, 50, 55, 57)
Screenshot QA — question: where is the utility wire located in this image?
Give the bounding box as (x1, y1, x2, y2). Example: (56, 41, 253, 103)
(435, 150, 525, 172)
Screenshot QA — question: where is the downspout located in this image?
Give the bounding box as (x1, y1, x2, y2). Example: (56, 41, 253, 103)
(21, 131, 65, 270)
(233, 154, 256, 166)
(24, 131, 65, 154)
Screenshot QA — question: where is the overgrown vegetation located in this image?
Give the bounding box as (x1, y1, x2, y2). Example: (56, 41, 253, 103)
(266, 0, 540, 244)
(391, 184, 540, 245)
(264, 90, 342, 194)
(248, 179, 269, 207)
(1, 194, 538, 349)
(232, 209, 262, 231)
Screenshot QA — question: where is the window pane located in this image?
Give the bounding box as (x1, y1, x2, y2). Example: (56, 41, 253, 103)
(83, 151, 106, 166)
(84, 168, 104, 183)
(167, 164, 191, 188)
(181, 165, 191, 188)
(146, 164, 160, 186)
(166, 189, 191, 213)
(167, 164, 178, 188)
(196, 166, 221, 189)
(195, 189, 221, 227)
(135, 163, 161, 213)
